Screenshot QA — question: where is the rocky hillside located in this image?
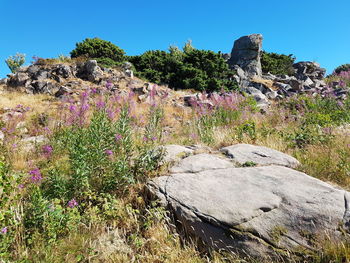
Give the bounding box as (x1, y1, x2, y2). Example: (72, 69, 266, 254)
(0, 35, 350, 262)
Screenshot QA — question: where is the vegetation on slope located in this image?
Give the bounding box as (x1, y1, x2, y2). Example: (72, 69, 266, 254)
(129, 42, 238, 92)
(70, 38, 126, 68)
(0, 68, 350, 261)
(1, 38, 350, 262)
(261, 51, 296, 75)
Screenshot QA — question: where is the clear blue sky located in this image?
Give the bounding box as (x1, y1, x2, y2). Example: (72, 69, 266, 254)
(1, 0, 349, 77)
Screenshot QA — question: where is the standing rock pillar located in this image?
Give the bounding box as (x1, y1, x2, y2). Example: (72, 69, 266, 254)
(228, 34, 263, 78)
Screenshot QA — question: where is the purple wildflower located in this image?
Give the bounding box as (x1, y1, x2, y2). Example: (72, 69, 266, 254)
(106, 108, 116, 120)
(105, 149, 113, 156)
(29, 168, 43, 183)
(18, 184, 24, 189)
(115, 134, 122, 141)
(69, 104, 77, 112)
(67, 199, 78, 208)
(1, 227, 7, 235)
(42, 145, 53, 157)
(81, 103, 90, 112)
(81, 91, 89, 98)
(96, 100, 106, 110)
(106, 81, 113, 89)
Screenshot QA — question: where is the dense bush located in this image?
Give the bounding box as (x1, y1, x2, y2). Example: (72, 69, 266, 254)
(129, 42, 238, 92)
(5, 53, 26, 73)
(334, 63, 350, 74)
(70, 38, 125, 67)
(261, 51, 296, 75)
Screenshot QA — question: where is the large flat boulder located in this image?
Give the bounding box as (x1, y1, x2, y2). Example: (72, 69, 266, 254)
(160, 144, 194, 164)
(220, 144, 300, 168)
(169, 153, 234, 173)
(148, 165, 348, 260)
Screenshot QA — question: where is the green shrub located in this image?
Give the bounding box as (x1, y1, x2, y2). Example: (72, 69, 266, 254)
(5, 53, 26, 73)
(261, 51, 295, 75)
(70, 38, 125, 66)
(334, 64, 350, 74)
(129, 42, 238, 92)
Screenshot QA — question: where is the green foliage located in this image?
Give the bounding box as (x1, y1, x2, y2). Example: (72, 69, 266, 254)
(284, 95, 350, 127)
(236, 120, 257, 141)
(5, 53, 26, 73)
(70, 38, 125, 66)
(261, 51, 295, 75)
(194, 96, 257, 144)
(334, 63, 350, 74)
(129, 42, 238, 92)
(24, 187, 80, 243)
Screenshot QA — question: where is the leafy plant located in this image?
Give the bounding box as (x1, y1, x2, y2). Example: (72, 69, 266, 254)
(70, 38, 125, 67)
(129, 42, 238, 92)
(5, 53, 26, 73)
(261, 51, 295, 75)
(334, 64, 350, 74)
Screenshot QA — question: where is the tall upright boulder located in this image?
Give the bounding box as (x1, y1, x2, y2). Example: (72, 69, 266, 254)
(228, 34, 263, 78)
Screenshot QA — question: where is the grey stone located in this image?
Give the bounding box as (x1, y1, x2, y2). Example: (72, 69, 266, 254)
(265, 90, 278, 99)
(170, 153, 234, 173)
(148, 165, 349, 259)
(121, 62, 133, 70)
(125, 69, 134, 78)
(26, 65, 40, 75)
(288, 79, 303, 91)
(222, 53, 231, 61)
(21, 135, 47, 144)
(243, 87, 270, 108)
(314, 79, 326, 88)
(33, 70, 50, 80)
(262, 73, 277, 81)
(21, 135, 48, 152)
(233, 65, 247, 81)
(54, 64, 73, 78)
(161, 145, 194, 164)
(91, 229, 132, 259)
(220, 144, 299, 168)
(0, 131, 4, 141)
(293, 62, 326, 81)
(55, 86, 72, 98)
(8, 72, 30, 87)
(78, 60, 103, 82)
(183, 94, 198, 106)
(228, 34, 263, 78)
(250, 82, 273, 94)
(31, 81, 48, 92)
(302, 77, 314, 87)
(0, 78, 8, 85)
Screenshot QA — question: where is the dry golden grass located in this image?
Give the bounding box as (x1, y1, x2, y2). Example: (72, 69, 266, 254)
(2, 84, 350, 262)
(251, 77, 277, 91)
(0, 86, 56, 116)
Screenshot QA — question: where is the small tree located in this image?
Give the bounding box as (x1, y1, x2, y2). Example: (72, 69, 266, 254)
(5, 53, 26, 73)
(261, 51, 295, 75)
(70, 38, 125, 67)
(334, 64, 350, 74)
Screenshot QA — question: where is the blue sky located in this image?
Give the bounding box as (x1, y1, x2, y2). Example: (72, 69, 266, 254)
(0, 0, 349, 77)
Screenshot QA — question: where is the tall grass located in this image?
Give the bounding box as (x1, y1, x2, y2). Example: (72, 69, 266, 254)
(1, 81, 350, 262)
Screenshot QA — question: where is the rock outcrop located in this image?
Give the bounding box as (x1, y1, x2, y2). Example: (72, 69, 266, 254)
(3, 60, 134, 96)
(228, 34, 263, 78)
(220, 144, 300, 168)
(147, 144, 350, 260)
(227, 34, 348, 105)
